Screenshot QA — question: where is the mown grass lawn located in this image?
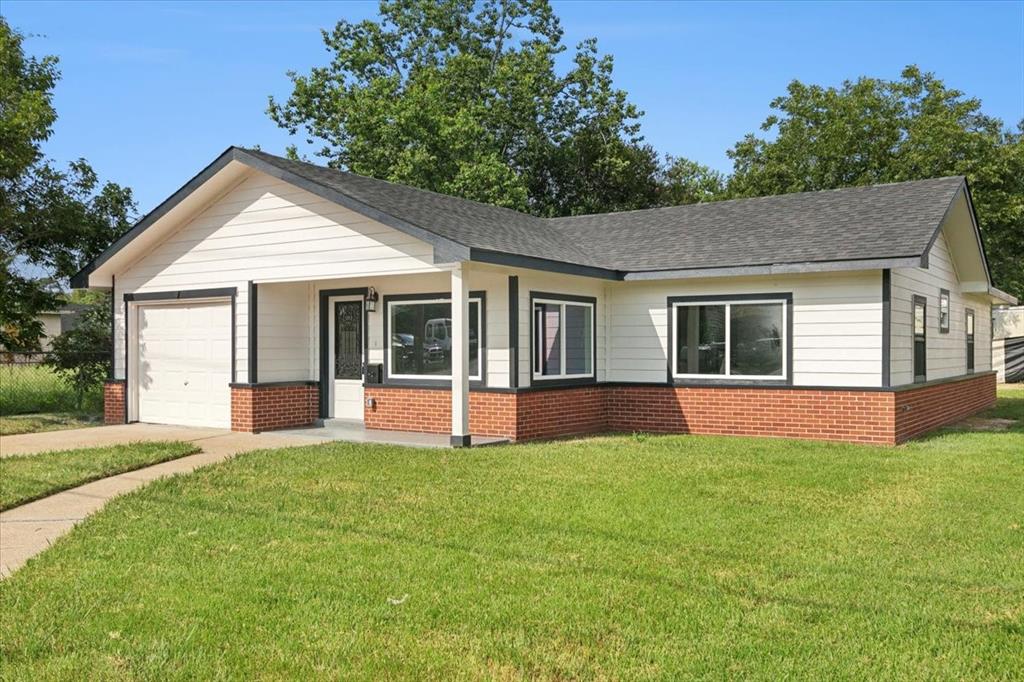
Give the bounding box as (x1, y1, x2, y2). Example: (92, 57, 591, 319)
(0, 442, 199, 511)
(0, 389, 1021, 680)
(0, 412, 101, 437)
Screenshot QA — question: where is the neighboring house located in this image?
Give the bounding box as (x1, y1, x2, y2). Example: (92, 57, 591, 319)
(34, 305, 89, 351)
(72, 147, 1017, 445)
(993, 305, 1024, 383)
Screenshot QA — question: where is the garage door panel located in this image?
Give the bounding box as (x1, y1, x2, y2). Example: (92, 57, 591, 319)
(137, 302, 231, 428)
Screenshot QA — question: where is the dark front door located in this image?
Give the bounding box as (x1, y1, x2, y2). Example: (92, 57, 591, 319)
(334, 301, 363, 380)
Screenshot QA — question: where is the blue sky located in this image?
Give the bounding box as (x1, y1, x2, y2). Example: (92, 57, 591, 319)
(4, 0, 1023, 214)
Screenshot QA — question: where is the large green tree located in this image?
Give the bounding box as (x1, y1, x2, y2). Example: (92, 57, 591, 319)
(0, 18, 135, 351)
(727, 66, 1024, 298)
(268, 0, 670, 217)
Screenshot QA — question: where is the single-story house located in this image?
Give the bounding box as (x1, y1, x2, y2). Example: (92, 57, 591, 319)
(72, 147, 1017, 445)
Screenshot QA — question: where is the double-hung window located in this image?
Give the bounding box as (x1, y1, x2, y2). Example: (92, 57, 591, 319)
(533, 295, 595, 380)
(387, 294, 483, 381)
(965, 308, 975, 373)
(939, 289, 950, 333)
(913, 295, 927, 382)
(671, 295, 788, 381)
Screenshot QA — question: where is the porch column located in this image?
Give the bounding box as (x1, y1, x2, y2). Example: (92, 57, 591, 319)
(451, 262, 471, 446)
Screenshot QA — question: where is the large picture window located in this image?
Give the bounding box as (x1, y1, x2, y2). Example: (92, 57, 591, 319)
(387, 295, 482, 381)
(533, 296, 595, 380)
(671, 296, 788, 381)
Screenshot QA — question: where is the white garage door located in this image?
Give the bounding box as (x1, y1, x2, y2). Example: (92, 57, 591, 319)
(137, 302, 232, 428)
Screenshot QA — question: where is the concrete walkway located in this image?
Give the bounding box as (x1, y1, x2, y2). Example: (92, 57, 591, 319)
(0, 424, 326, 577)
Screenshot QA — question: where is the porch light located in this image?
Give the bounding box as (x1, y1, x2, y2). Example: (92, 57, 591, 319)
(365, 287, 378, 313)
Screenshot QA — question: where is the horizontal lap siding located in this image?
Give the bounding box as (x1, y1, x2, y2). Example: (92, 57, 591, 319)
(891, 231, 992, 386)
(607, 272, 883, 387)
(257, 281, 310, 383)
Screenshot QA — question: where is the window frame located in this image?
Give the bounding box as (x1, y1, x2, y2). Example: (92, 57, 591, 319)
(938, 288, 950, 334)
(965, 308, 975, 373)
(529, 292, 597, 385)
(912, 294, 927, 383)
(667, 293, 792, 384)
(383, 291, 486, 385)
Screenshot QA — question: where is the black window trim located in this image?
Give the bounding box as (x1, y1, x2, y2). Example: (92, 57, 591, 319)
(938, 288, 950, 334)
(666, 292, 793, 386)
(912, 294, 928, 383)
(382, 290, 487, 387)
(965, 307, 975, 374)
(529, 291, 598, 387)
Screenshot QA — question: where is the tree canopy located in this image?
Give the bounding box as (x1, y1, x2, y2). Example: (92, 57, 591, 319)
(0, 18, 135, 351)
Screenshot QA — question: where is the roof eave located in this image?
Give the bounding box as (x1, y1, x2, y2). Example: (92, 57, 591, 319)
(621, 256, 923, 281)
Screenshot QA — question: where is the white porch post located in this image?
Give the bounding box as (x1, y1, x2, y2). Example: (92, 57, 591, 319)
(450, 262, 471, 446)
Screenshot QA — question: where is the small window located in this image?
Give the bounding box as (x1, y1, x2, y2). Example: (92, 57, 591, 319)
(387, 297, 482, 380)
(672, 297, 786, 380)
(939, 289, 950, 333)
(913, 295, 927, 382)
(966, 309, 975, 373)
(533, 297, 594, 380)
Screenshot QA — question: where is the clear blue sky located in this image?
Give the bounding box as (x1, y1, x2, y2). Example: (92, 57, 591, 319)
(4, 0, 1023, 215)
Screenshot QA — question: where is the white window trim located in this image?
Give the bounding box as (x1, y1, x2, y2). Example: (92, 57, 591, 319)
(387, 297, 483, 381)
(671, 299, 788, 381)
(532, 298, 595, 381)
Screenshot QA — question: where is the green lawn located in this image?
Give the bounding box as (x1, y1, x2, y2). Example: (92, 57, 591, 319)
(0, 412, 101, 437)
(0, 391, 1021, 680)
(0, 442, 199, 511)
(0, 363, 102, 417)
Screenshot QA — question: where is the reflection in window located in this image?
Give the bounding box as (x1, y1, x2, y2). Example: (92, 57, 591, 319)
(730, 303, 783, 376)
(674, 298, 786, 380)
(389, 299, 480, 379)
(675, 305, 726, 375)
(533, 299, 594, 379)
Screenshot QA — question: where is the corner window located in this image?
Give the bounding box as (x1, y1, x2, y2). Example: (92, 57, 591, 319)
(672, 297, 787, 380)
(387, 296, 482, 381)
(966, 308, 975, 373)
(939, 289, 950, 333)
(533, 296, 594, 380)
(913, 295, 927, 382)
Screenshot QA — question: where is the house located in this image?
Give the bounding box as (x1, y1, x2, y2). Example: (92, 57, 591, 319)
(72, 147, 1017, 445)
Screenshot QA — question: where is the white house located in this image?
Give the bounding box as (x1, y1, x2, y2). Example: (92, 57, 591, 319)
(72, 147, 1016, 445)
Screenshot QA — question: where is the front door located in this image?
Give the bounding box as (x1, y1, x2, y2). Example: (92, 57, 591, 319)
(330, 298, 364, 420)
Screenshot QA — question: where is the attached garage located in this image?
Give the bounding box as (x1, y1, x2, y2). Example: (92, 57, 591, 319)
(134, 299, 233, 428)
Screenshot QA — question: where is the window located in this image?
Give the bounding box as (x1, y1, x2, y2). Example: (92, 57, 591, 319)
(966, 308, 975, 373)
(939, 289, 950, 333)
(672, 297, 787, 380)
(913, 295, 927, 382)
(532, 296, 594, 380)
(387, 296, 482, 381)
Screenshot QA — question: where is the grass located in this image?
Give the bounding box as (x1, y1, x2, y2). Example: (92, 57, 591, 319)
(0, 442, 199, 511)
(0, 363, 102, 416)
(0, 392, 1021, 679)
(0, 412, 102, 437)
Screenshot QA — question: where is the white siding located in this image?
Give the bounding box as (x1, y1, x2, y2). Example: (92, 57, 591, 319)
(606, 271, 884, 387)
(112, 170, 444, 384)
(890, 231, 992, 386)
(257, 281, 310, 382)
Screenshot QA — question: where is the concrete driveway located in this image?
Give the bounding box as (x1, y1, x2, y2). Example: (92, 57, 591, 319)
(0, 423, 326, 577)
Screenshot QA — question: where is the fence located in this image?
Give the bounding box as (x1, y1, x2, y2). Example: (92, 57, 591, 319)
(994, 337, 1024, 384)
(0, 351, 108, 416)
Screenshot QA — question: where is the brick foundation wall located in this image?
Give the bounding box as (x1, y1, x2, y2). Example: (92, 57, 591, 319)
(894, 372, 996, 443)
(231, 383, 319, 433)
(103, 380, 126, 425)
(362, 373, 996, 445)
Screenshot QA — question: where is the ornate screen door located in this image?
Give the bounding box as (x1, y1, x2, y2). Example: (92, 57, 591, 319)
(330, 297, 365, 420)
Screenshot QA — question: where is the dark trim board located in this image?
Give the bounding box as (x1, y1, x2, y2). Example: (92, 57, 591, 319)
(450, 434, 472, 447)
(248, 281, 258, 383)
(229, 380, 318, 388)
(528, 291, 599, 388)
(665, 292, 794, 386)
(109, 274, 116, 380)
(381, 290, 488, 389)
(317, 287, 370, 420)
(882, 269, 891, 387)
(508, 275, 519, 389)
(471, 248, 619, 281)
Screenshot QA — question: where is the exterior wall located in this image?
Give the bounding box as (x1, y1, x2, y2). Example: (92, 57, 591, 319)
(111, 169, 445, 385)
(605, 271, 883, 387)
(364, 373, 996, 445)
(230, 383, 319, 433)
(257, 281, 310, 382)
(103, 380, 126, 425)
(890, 231, 992, 385)
(38, 313, 62, 350)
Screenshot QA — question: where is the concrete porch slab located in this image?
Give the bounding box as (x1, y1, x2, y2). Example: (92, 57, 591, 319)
(275, 420, 509, 448)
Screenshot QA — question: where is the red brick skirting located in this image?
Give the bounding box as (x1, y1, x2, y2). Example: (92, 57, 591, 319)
(103, 380, 126, 425)
(364, 372, 996, 445)
(230, 383, 319, 433)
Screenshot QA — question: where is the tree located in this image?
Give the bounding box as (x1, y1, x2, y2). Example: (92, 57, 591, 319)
(45, 294, 111, 410)
(268, 0, 665, 217)
(727, 66, 1024, 298)
(0, 18, 136, 351)
(658, 156, 726, 206)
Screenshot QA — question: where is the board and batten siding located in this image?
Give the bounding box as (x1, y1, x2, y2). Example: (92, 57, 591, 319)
(890, 230, 992, 386)
(111, 169, 445, 384)
(606, 271, 884, 387)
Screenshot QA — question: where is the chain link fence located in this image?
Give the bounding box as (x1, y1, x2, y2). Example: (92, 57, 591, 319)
(0, 351, 108, 416)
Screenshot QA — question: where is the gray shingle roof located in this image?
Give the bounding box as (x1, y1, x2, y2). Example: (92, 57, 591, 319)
(244, 148, 964, 274)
